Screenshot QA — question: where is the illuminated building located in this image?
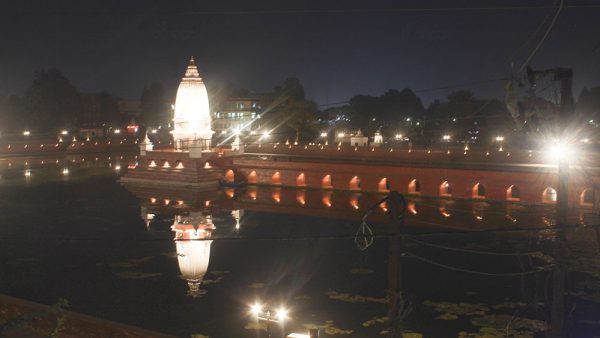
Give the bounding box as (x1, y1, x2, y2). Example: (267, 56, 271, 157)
(212, 97, 262, 136)
(172, 57, 213, 150)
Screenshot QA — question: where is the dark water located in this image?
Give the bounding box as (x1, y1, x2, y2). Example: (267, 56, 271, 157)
(1, 153, 600, 337)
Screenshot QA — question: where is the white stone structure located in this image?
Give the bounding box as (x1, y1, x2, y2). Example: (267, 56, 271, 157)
(172, 57, 213, 150)
(139, 132, 153, 155)
(350, 129, 369, 147)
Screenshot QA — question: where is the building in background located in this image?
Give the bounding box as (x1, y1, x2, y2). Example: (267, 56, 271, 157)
(212, 97, 262, 135)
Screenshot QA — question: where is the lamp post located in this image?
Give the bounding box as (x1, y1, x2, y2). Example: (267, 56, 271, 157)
(250, 303, 288, 338)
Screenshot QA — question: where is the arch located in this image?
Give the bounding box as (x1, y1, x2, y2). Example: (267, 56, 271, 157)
(349, 176, 361, 190)
(296, 173, 306, 186)
(378, 178, 390, 192)
(349, 194, 360, 210)
(247, 171, 257, 184)
(322, 174, 333, 189)
(296, 189, 306, 205)
(472, 183, 486, 199)
(271, 171, 281, 185)
(322, 190, 333, 207)
(272, 188, 281, 203)
(247, 186, 257, 200)
(224, 169, 235, 182)
(580, 189, 595, 206)
(439, 181, 452, 197)
(542, 187, 557, 204)
(407, 202, 418, 215)
(506, 185, 520, 201)
(408, 179, 421, 194)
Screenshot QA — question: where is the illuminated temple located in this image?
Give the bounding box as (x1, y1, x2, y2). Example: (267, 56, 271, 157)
(172, 57, 213, 150)
(121, 57, 224, 187)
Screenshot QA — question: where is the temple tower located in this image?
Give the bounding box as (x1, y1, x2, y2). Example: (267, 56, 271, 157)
(172, 57, 213, 150)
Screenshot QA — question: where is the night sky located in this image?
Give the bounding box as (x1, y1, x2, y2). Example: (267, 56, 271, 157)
(1, 0, 599, 106)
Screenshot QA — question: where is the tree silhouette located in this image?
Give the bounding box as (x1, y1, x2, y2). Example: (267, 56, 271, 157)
(23, 69, 81, 131)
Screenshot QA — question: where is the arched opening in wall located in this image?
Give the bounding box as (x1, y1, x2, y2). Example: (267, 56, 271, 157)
(349, 194, 360, 210)
(224, 169, 235, 182)
(506, 185, 520, 201)
(296, 173, 306, 186)
(542, 187, 557, 204)
(349, 176, 361, 190)
(322, 190, 333, 207)
(580, 189, 595, 207)
(272, 172, 281, 185)
(296, 189, 306, 205)
(322, 175, 333, 189)
(247, 186, 257, 200)
(247, 171, 257, 184)
(272, 188, 281, 203)
(378, 178, 390, 192)
(472, 183, 486, 199)
(408, 179, 421, 194)
(439, 181, 452, 197)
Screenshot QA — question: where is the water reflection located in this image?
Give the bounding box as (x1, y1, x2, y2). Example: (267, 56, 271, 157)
(172, 212, 214, 298)
(115, 183, 600, 336)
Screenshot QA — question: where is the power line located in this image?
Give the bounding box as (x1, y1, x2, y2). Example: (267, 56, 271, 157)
(187, 4, 600, 16)
(517, 0, 565, 74)
(403, 251, 548, 277)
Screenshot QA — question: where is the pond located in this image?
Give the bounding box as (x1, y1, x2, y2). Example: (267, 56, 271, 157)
(0, 153, 599, 337)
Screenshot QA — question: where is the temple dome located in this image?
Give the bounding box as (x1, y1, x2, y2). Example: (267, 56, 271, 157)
(172, 56, 213, 147)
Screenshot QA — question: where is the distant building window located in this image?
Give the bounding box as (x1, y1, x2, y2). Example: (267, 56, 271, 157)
(239, 103, 244, 109)
(251, 112, 256, 118)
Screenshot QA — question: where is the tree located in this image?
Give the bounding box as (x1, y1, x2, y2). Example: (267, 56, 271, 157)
(259, 77, 318, 141)
(140, 82, 168, 126)
(347, 88, 425, 136)
(23, 69, 81, 131)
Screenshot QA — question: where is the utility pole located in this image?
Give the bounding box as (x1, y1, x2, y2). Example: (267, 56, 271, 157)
(526, 67, 573, 226)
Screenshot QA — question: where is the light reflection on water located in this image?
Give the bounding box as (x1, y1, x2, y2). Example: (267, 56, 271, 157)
(0, 155, 599, 337)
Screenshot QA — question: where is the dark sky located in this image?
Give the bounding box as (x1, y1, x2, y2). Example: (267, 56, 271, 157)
(1, 0, 599, 106)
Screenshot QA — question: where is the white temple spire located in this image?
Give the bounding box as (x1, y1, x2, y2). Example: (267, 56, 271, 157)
(172, 56, 213, 149)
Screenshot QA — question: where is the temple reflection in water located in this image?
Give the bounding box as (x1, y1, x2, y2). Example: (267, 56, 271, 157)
(172, 212, 215, 298)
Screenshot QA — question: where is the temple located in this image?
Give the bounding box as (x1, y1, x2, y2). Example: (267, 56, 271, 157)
(172, 57, 213, 150)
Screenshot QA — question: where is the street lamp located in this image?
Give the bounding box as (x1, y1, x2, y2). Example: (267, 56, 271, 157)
(250, 302, 288, 338)
(545, 139, 577, 226)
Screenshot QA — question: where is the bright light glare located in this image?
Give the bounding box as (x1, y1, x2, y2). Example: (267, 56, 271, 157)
(23, 130, 30, 136)
(442, 135, 451, 141)
(114, 129, 121, 134)
(337, 133, 345, 138)
(250, 303, 262, 316)
(320, 132, 328, 137)
(495, 136, 504, 142)
(545, 141, 574, 162)
(61, 130, 68, 135)
(395, 134, 403, 140)
(276, 307, 288, 321)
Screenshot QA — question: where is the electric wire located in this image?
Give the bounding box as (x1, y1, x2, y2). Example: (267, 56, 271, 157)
(517, 0, 564, 74)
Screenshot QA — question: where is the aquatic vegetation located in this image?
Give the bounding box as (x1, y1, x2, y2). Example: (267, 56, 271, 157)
(423, 300, 489, 319)
(244, 321, 267, 330)
(304, 321, 353, 335)
(456, 314, 548, 337)
(202, 277, 223, 285)
(361, 316, 388, 327)
(108, 256, 154, 268)
(116, 271, 162, 279)
(327, 291, 386, 304)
